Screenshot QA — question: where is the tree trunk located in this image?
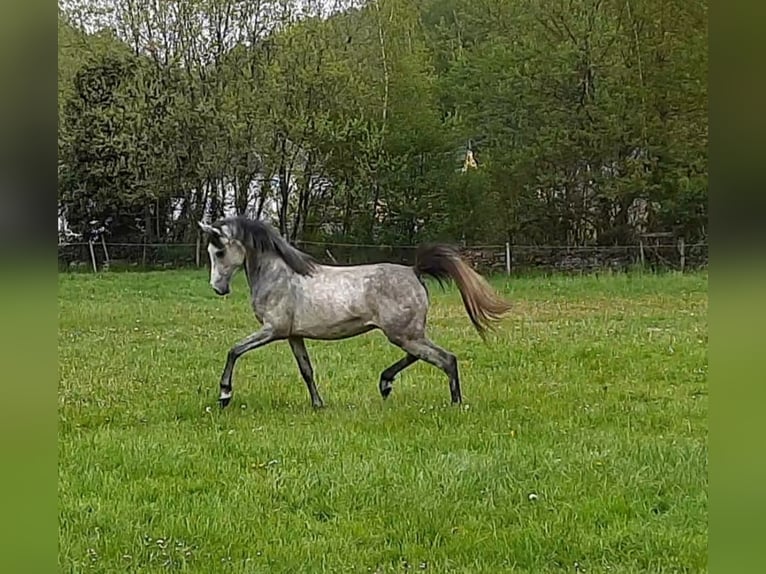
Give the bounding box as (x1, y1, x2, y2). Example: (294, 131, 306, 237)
(291, 153, 314, 242)
(278, 138, 290, 237)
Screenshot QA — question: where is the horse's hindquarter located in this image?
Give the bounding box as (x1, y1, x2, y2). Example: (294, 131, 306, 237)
(290, 263, 424, 340)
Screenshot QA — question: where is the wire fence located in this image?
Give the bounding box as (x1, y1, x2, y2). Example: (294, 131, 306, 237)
(58, 237, 708, 274)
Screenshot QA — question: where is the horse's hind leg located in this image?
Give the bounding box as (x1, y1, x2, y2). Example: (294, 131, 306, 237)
(379, 354, 418, 399)
(394, 337, 462, 404)
(288, 337, 324, 408)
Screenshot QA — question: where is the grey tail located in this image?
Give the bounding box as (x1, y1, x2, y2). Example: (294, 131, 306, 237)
(413, 244, 512, 339)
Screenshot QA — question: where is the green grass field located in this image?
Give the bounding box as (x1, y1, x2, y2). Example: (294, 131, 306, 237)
(58, 269, 708, 573)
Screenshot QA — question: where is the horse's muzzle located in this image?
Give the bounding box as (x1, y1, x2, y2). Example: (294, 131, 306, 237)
(213, 285, 230, 296)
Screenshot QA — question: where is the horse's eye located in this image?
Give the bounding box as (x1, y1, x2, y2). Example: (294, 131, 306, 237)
(215, 250, 225, 259)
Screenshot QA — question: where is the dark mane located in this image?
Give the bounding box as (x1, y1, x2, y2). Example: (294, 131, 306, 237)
(212, 216, 317, 276)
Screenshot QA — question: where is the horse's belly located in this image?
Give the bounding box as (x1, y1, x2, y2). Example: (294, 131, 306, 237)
(292, 317, 375, 340)
(290, 298, 376, 339)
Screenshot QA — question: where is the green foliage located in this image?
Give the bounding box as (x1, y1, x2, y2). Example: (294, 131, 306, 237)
(59, 51, 154, 237)
(57, 0, 707, 245)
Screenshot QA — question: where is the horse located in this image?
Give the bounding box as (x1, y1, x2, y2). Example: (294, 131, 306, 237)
(197, 216, 511, 408)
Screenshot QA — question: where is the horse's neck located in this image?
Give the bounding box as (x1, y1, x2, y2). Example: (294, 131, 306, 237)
(244, 250, 291, 294)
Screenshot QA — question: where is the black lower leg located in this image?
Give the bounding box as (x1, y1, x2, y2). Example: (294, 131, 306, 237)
(219, 351, 236, 408)
(289, 337, 324, 408)
(446, 353, 461, 404)
(399, 338, 462, 404)
(218, 327, 276, 409)
(379, 354, 418, 398)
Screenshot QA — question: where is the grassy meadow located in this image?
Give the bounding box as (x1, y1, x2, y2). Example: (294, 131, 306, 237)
(58, 269, 708, 573)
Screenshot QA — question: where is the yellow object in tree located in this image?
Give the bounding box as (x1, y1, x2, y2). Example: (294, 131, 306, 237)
(462, 148, 478, 172)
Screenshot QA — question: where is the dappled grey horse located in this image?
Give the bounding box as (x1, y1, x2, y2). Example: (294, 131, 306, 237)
(198, 216, 511, 408)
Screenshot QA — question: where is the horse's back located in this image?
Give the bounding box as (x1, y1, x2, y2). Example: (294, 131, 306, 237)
(309, 262, 423, 307)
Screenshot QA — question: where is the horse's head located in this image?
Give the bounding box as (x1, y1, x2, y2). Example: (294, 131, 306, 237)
(198, 222, 246, 296)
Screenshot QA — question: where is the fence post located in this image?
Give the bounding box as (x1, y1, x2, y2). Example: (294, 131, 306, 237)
(678, 236, 686, 272)
(87, 239, 98, 273)
(100, 235, 110, 269)
(505, 242, 511, 275)
(639, 238, 645, 268)
(195, 232, 201, 267)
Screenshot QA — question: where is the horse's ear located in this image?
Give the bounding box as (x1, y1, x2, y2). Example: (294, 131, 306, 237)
(198, 222, 221, 236)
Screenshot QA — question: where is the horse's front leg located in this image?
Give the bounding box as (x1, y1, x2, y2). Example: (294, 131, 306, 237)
(288, 336, 324, 408)
(219, 326, 277, 407)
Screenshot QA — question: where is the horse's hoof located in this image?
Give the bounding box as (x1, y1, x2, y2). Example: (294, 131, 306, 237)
(219, 396, 232, 408)
(312, 400, 325, 409)
(380, 386, 392, 399)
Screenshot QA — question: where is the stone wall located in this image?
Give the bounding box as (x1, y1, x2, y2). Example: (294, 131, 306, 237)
(459, 243, 707, 274)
